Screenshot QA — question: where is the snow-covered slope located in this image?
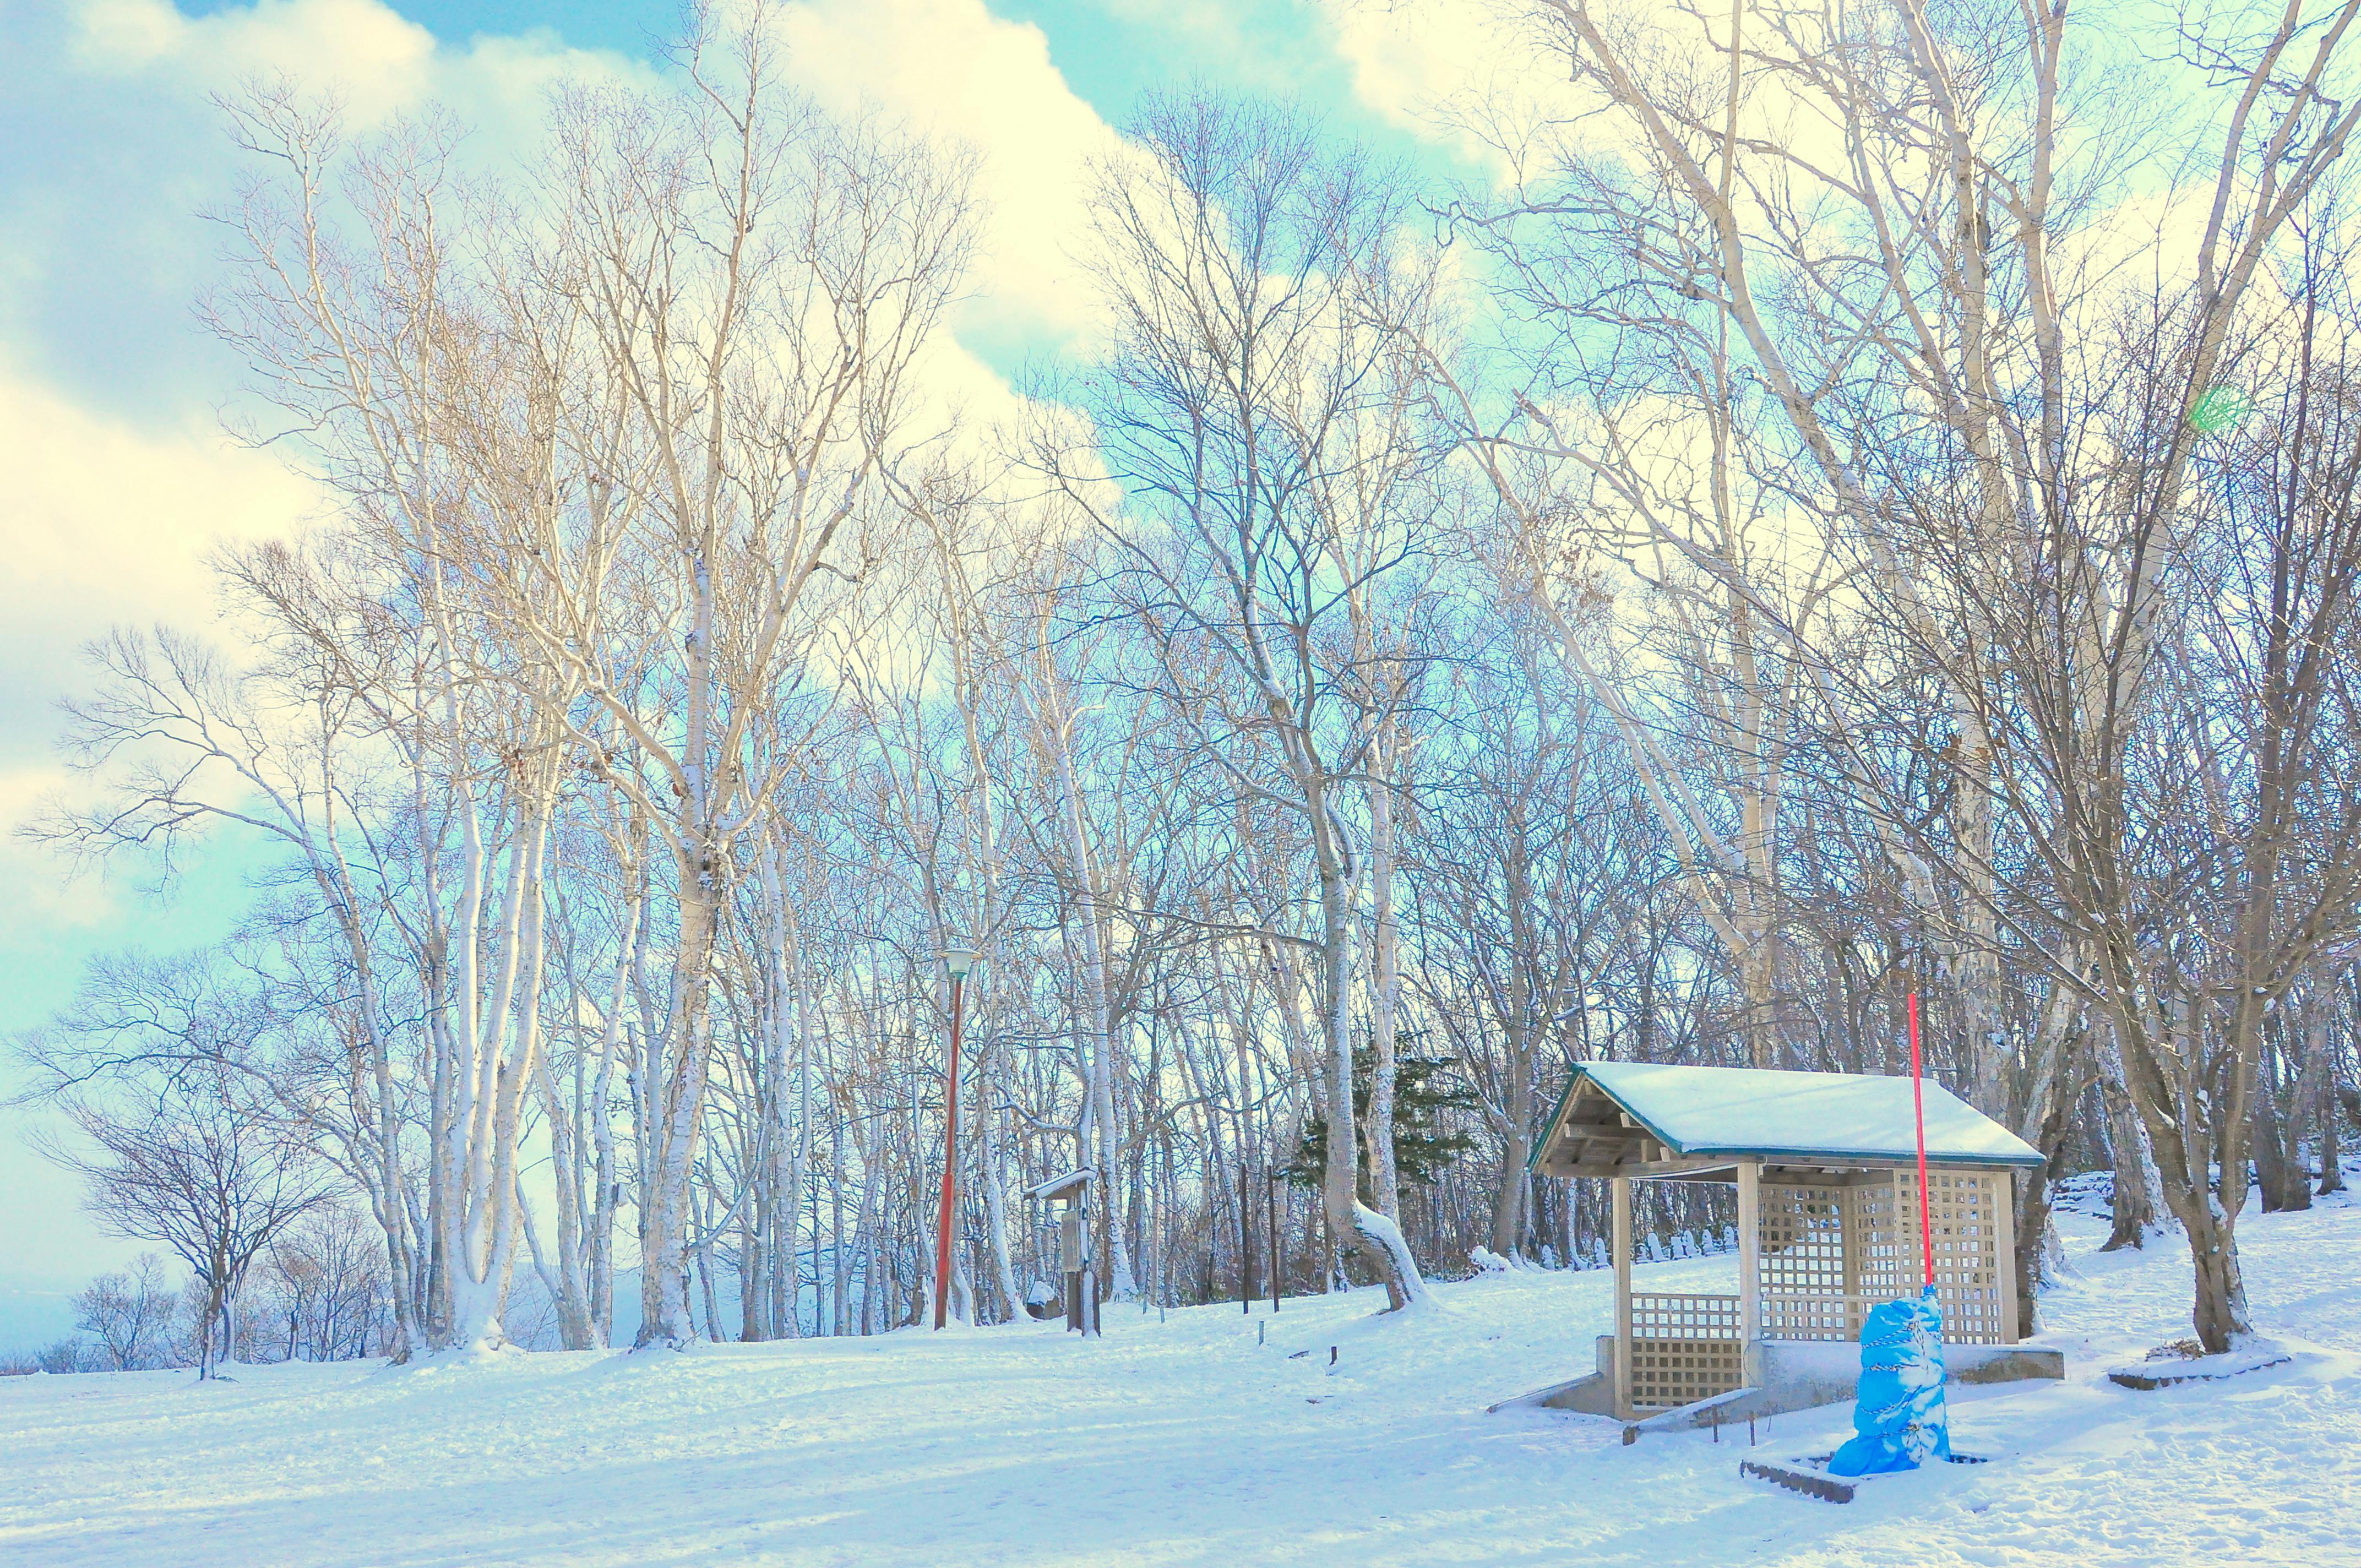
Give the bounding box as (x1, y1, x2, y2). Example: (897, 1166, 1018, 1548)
(4, 1199, 2356, 1568)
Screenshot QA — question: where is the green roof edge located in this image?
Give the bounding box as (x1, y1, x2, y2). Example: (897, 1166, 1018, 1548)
(1524, 1065, 1588, 1174)
(1524, 1061, 2047, 1174)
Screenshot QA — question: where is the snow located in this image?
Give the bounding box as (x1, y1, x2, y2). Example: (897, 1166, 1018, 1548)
(1022, 1168, 1094, 1201)
(1569, 1063, 2048, 1168)
(2106, 1338, 2295, 1387)
(4, 1200, 2358, 1567)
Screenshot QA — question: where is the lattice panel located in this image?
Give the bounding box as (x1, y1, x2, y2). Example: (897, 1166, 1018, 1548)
(1850, 1170, 2008, 1345)
(1628, 1292, 1742, 1411)
(1757, 1184, 1848, 1340)
(1759, 1291, 1858, 1341)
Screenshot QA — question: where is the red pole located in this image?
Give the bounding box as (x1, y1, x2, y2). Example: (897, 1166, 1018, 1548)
(1908, 989, 1934, 1289)
(933, 973, 966, 1330)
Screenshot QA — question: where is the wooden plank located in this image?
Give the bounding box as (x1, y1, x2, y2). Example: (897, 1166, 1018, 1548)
(1544, 1155, 1739, 1180)
(1569, 1093, 1623, 1125)
(1619, 1383, 1758, 1444)
(2109, 1353, 2290, 1390)
(1741, 1458, 1857, 1504)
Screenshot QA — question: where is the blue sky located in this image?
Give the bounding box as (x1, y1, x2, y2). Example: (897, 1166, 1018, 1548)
(0, 0, 1488, 1344)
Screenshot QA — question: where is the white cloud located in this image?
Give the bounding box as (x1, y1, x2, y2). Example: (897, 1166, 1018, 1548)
(1324, 1, 1842, 192)
(0, 356, 322, 965)
(1325, 0, 1496, 124)
(0, 362, 316, 620)
(36, 0, 1120, 429)
(1321, 0, 1565, 176)
(774, 0, 1119, 350)
(3, 0, 1122, 684)
(67, 0, 654, 141)
(73, 0, 439, 118)
(0, 358, 323, 754)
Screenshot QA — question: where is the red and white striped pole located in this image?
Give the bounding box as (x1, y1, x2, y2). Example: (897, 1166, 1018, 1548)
(1908, 989, 1934, 1290)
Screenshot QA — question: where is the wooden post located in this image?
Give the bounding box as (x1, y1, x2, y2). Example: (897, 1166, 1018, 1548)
(1737, 1159, 1762, 1381)
(1993, 1168, 2021, 1344)
(1060, 1199, 1085, 1334)
(1840, 1179, 1864, 1338)
(1267, 1173, 1281, 1313)
(1240, 1146, 1253, 1315)
(1612, 1174, 1633, 1420)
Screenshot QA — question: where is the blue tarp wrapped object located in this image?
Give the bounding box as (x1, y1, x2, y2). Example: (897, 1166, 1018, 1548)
(1826, 1286, 1950, 1477)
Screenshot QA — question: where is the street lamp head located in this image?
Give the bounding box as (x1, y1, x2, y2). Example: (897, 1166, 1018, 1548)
(940, 944, 981, 982)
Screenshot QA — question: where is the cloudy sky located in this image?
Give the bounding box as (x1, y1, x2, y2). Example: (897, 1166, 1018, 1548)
(0, 0, 1508, 1340)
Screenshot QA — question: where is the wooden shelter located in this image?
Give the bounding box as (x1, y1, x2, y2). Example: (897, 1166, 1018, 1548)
(1510, 1063, 2058, 1426)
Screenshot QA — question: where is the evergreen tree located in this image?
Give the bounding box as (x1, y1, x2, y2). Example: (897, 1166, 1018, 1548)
(1281, 1038, 1479, 1202)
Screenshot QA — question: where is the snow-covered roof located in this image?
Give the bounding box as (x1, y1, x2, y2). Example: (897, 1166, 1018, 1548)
(1024, 1168, 1095, 1201)
(1531, 1061, 2046, 1174)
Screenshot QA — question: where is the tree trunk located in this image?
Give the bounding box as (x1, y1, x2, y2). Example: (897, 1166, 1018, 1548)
(1312, 812, 1429, 1310)
(2287, 1011, 2328, 1208)
(980, 1102, 1022, 1325)
(2320, 1053, 2347, 1196)
(535, 1048, 597, 1350)
(2114, 985, 2254, 1352)
(1363, 731, 1404, 1222)
(638, 847, 720, 1348)
(2184, 1202, 2254, 1352)
(2098, 1025, 2163, 1251)
(2253, 1068, 2301, 1213)
(197, 1267, 227, 1381)
(1488, 1007, 1533, 1256)
(2014, 1167, 2057, 1342)
(1042, 660, 1134, 1302)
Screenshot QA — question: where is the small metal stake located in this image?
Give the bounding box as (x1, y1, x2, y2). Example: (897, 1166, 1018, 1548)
(1749, 1414, 1756, 1447)
(1258, 1321, 1266, 1347)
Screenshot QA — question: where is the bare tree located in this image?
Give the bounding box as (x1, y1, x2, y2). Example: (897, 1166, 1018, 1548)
(37, 1066, 335, 1379)
(475, 7, 976, 1346)
(1033, 92, 1450, 1309)
(1407, 606, 1643, 1256)
(255, 1208, 390, 1362)
(72, 1254, 182, 1371)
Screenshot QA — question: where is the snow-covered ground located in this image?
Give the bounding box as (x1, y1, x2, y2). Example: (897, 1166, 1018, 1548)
(4, 1199, 2357, 1568)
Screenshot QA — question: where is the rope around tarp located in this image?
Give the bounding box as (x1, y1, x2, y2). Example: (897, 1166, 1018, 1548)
(1826, 1286, 1952, 1476)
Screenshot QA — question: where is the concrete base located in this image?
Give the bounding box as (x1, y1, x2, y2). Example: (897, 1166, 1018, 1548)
(1484, 1336, 1622, 1417)
(1488, 1335, 2066, 1424)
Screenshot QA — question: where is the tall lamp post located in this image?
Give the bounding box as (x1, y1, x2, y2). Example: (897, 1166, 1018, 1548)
(932, 944, 980, 1330)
